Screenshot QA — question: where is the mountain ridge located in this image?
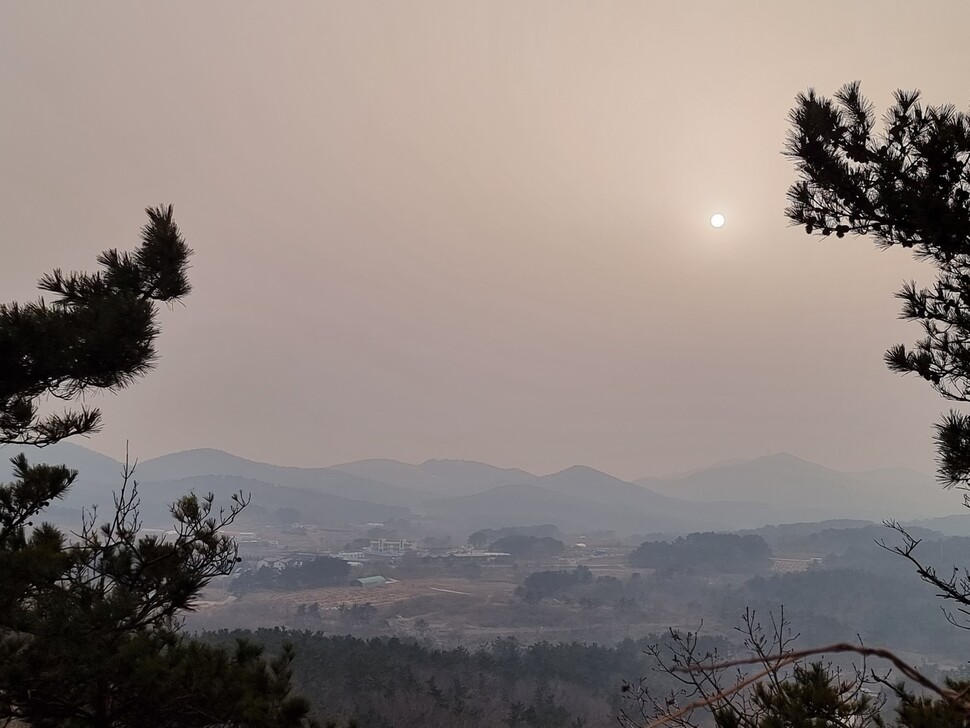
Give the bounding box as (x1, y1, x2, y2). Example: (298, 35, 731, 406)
(637, 451, 952, 519)
(6, 444, 957, 533)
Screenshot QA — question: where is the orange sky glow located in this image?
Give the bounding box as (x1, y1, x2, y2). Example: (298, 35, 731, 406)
(3, 2, 969, 479)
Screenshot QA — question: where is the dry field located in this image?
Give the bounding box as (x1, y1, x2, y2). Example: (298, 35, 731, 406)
(241, 576, 517, 610)
(187, 570, 708, 647)
(188, 576, 520, 631)
(769, 558, 816, 574)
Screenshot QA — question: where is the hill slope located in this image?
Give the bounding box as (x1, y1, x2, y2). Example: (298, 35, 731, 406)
(638, 453, 956, 520)
(422, 482, 707, 534)
(128, 448, 426, 508)
(133, 475, 409, 527)
(332, 458, 537, 496)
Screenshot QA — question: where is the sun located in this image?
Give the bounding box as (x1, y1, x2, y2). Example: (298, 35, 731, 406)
(710, 213, 725, 228)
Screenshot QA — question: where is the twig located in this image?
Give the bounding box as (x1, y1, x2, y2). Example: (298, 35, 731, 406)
(641, 642, 957, 728)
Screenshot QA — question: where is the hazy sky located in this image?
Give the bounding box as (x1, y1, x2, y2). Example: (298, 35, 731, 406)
(3, 2, 970, 479)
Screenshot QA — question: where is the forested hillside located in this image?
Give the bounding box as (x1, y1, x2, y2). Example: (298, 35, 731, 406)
(199, 631, 731, 728)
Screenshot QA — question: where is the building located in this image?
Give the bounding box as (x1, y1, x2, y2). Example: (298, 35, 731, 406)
(368, 538, 415, 552)
(449, 551, 511, 565)
(336, 551, 365, 561)
(353, 576, 387, 587)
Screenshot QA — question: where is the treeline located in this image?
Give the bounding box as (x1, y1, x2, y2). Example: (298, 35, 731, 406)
(491, 534, 566, 559)
(722, 568, 956, 653)
(468, 525, 564, 548)
(519, 566, 594, 600)
(514, 566, 645, 608)
(502, 529, 959, 660)
(199, 630, 731, 728)
(629, 532, 771, 573)
(232, 556, 351, 593)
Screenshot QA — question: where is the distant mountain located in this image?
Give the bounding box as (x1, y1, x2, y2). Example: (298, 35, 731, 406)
(132, 475, 408, 528)
(3, 445, 417, 525)
(422, 483, 706, 534)
(652, 458, 749, 479)
(850, 466, 938, 488)
(538, 465, 686, 510)
(637, 452, 852, 503)
(8, 443, 958, 535)
(518, 465, 867, 533)
(740, 519, 878, 543)
(132, 449, 427, 508)
(419, 464, 805, 534)
(637, 453, 956, 520)
(332, 458, 537, 496)
(0, 441, 126, 486)
(0, 442, 131, 507)
(906, 513, 970, 537)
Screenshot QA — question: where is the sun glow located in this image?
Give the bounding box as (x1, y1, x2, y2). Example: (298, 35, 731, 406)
(710, 213, 725, 228)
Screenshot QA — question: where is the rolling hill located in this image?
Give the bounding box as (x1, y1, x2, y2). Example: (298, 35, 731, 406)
(1, 445, 410, 528)
(332, 457, 537, 496)
(5, 444, 958, 535)
(638, 452, 956, 521)
(132, 475, 409, 528)
(123, 448, 426, 508)
(421, 482, 703, 534)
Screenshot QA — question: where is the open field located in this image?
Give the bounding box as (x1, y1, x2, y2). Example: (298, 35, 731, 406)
(187, 567, 720, 647)
(223, 576, 517, 610)
(188, 575, 523, 635)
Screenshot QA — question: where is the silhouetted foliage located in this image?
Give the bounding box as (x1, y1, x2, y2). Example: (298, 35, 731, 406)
(0, 208, 318, 726)
(0, 205, 191, 447)
(200, 629, 733, 728)
(469, 525, 564, 549)
(893, 678, 970, 728)
(785, 82, 970, 489)
(786, 79, 970, 642)
(517, 566, 594, 602)
(491, 535, 565, 559)
(629, 533, 771, 574)
(621, 610, 885, 728)
(233, 556, 352, 593)
(638, 82, 970, 728)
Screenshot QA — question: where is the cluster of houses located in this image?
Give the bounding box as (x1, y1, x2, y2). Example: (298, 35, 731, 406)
(247, 538, 513, 588)
(339, 538, 513, 566)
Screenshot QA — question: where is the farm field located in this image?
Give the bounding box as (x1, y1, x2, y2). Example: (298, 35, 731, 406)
(230, 576, 517, 610)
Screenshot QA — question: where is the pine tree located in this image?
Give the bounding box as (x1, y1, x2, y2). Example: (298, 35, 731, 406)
(618, 84, 970, 728)
(0, 205, 191, 448)
(0, 207, 317, 726)
(785, 82, 970, 487)
(780, 80, 970, 728)
(630, 83, 970, 728)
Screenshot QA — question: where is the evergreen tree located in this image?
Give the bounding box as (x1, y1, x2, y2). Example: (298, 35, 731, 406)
(781, 80, 970, 727)
(783, 83, 970, 627)
(0, 207, 317, 726)
(715, 663, 882, 728)
(785, 82, 970, 488)
(0, 205, 191, 447)
(634, 87, 970, 725)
